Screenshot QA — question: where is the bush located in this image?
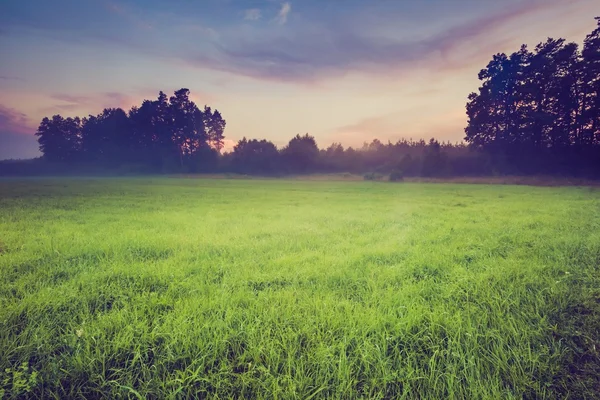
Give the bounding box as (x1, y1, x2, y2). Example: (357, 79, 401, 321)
(389, 169, 404, 182)
(364, 172, 383, 181)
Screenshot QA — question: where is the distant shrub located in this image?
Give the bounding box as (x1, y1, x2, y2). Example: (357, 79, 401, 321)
(364, 172, 383, 181)
(389, 169, 404, 182)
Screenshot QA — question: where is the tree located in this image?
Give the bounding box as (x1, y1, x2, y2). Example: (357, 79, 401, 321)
(81, 108, 131, 165)
(35, 115, 81, 162)
(203, 106, 227, 152)
(34, 88, 226, 172)
(421, 138, 448, 177)
(321, 142, 345, 171)
(547, 41, 580, 150)
(232, 138, 280, 174)
(464, 18, 600, 175)
(580, 17, 600, 146)
(127, 91, 177, 169)
(281, 134, 319, 173)
(465, 47, 530, 152)
(127, 101, 161, 167)
(169, 88, 206, 168)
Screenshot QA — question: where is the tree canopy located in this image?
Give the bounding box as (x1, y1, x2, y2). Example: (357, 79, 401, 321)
(464, 17, 600, 174)
(35, 89, 226, 173)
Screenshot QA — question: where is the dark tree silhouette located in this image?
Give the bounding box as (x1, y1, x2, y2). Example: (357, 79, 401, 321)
(320, 142, 345, 172)
(421, 139, 449, 177)
(169, 88, 206, 168)
(581, 17, 600, 146)
(34, 88, 227, 173)
(81, 108, 131, 165)
(35, 115, 81, 162)
(281, 134, 319, 173)
(465, 17, 600, 175)
(203, 106, 227, 152)
(232, 138, 280, 174)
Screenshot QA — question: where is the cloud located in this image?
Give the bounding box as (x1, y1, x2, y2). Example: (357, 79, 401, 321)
(41, 92, 138, 115)
(244, 9, 261, 21)
(0, 105, 34, 135)
(274, 2, 291, 25)
(185, 0, 573, 83)
(0, 76, 23, 81)
(50, 94, 90, 104)
(39, 89, 218, 117)
(0, 105, 40, 160)
(3, 0, 591, 88)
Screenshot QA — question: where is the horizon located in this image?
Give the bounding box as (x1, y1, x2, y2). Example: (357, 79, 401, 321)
(0, 0, 598, 160)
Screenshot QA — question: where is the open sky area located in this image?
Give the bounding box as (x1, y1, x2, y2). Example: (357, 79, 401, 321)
(0, 0, 597, 160)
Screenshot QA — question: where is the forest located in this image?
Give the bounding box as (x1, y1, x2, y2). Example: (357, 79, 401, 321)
(3, 17, 599, 178)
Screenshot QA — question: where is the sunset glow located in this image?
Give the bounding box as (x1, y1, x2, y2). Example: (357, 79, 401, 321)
(0, 0, 597, 159)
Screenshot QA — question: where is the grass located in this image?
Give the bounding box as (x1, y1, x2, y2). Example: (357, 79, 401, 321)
(0, 177, 599, 399)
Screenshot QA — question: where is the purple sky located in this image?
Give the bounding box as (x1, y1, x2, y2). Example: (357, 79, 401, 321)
(0, 0, 597, 159)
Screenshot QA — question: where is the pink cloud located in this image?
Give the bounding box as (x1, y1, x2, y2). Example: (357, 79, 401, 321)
(39, 89, 219, 118)
(0, 105, 35, 136)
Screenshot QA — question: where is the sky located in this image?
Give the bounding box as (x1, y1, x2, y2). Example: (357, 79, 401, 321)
(0, 0, 598, 160)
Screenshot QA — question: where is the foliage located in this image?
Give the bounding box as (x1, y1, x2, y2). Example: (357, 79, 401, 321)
(1, 362, 39, 398)
(34, 89, 226, 172)
(231, 138, 280, 175)
(363, 172, 383, 181)
(0, 178, 599, 398)
(389, 169, 404, 181)
(464, 17, 600, 174)
(280, 134, 320, 174)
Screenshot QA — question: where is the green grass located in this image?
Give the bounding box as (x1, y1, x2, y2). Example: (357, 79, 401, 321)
(1, 177, 599, 399)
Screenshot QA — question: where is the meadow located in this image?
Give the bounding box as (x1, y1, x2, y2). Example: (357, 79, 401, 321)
(0, 177, 599, 399)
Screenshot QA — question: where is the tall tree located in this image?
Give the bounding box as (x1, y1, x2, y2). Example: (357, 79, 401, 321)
(203, 106, 227, 152)
(520, 38, 580, 150)
(169, 88, 206, 167)
(580, 17, 600, 146)
(35, 115, 81, 162)
(81, 108, 131, 164)
(465, 47, 530, 152)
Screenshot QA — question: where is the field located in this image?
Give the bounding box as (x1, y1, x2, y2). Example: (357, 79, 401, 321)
(1, 177, 599, 399)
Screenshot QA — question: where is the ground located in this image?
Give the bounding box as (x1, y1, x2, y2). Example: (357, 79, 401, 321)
(0, 177, 599, 399)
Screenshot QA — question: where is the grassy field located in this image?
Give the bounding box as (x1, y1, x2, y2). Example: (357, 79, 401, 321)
(1, 177, 599, 399)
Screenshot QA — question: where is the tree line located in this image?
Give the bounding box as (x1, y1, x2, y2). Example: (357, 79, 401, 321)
(23, 17, 600, 178)
(35, 89, 226, 173)
(224, 135, 483, 178)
